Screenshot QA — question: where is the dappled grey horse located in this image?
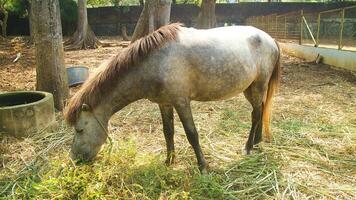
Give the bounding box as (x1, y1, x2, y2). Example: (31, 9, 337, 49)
(65, 23, 281, 173)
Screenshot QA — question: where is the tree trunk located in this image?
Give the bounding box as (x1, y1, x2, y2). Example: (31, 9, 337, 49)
(0, 7, 8, 37)
(197, 0, 216, 29)
(121, 25, 130, 41)
(28, 4, 34, 43)
(131, 0, 172, 42)
(157, 0, 171, 27)
(131, 1, 151, 42)
(30, 0, 69, 111)
(64, 0, 100, 50)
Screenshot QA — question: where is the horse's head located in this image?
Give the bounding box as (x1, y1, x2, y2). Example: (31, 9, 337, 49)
(70, 104, 108, 162)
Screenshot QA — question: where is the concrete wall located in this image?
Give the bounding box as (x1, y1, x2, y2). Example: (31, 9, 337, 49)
(89, 2, 356, 36)
(280, 42, 356, 71)
(6, 2, 356, 36)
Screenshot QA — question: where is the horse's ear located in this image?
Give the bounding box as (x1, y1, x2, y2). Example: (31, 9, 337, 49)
(81, 104, 90, 112)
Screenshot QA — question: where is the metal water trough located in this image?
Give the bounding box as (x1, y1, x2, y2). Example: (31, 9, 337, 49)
(0, 91, 56, 138)
(67, 66, 89, 87)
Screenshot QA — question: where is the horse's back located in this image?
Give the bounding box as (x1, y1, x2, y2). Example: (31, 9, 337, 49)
(178, 26, 276, 50)
(146, 26, 279, 102)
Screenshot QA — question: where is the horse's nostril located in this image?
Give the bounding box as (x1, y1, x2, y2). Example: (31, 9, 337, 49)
(75, 128, 84, 133)
(70, 151, 76, 160)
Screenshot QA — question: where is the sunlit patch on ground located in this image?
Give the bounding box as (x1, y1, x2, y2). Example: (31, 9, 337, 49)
(0, 37, 355, 199)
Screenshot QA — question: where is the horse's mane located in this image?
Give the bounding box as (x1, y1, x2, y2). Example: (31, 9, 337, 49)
(64, 23, 182, 125)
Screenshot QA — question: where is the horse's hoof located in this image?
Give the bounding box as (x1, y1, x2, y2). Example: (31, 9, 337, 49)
(244, 144, 253, 155)
(243, 146, 251, 155)
(200, 167, 208, 175)
(199, 162, 209, 174)
(165, 157, 176, 166)
(264, 137, 272, 143)
(253, 139, 262, 145)
(165, 153, 176, 166)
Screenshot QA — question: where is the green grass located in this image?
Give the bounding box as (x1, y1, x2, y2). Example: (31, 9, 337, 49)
(218, 108, 250, 136)
(1, 114, 354, 200)
(1, 99, 355, 199)
(0, 138, 282, 200)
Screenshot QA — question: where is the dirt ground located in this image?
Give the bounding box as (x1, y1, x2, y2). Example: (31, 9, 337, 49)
(0, 36, 123, 92)
(0, 37, 355, 199)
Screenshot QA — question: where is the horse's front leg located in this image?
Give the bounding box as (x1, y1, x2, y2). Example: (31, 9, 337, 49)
(174, 99, 207, 174)
(159, 104, 175, 165)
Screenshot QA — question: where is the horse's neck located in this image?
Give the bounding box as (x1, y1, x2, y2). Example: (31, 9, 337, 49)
(96, 70, 145, 120)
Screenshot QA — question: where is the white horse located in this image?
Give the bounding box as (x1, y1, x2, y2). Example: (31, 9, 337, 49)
(65, 24, 281, 173)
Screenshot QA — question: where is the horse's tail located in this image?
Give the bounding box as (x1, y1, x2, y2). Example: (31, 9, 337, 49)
(262, 41, 281, 142)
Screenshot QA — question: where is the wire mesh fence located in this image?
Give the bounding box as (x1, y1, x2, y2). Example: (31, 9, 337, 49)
(245, 5, 356, 52)
(318, 8, 343, 49)
(343, 6, 356, 51)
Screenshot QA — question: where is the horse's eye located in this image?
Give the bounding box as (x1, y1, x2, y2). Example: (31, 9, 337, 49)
(81, 104, 90, 111)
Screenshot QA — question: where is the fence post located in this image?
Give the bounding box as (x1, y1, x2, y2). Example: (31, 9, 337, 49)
(258, 16, 261, 29)
(267, 15, 270, 34)
(299, 10, 303, 45)
(339, 9, 345, 50)
(264, 17, 267, 32)
(275, 15, 278, 39)
(316, 13, 320, 47)
(284, 15, 287, 39)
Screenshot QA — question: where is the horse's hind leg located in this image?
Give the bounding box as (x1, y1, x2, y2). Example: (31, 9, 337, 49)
(159, 104, 175, 165)
(243, 82, 267, 154)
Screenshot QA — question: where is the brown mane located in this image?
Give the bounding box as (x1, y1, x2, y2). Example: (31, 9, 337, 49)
(64, 23, 182, 125)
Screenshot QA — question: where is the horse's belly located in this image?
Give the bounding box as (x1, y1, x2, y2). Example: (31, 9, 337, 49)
(191, 88, 245, 101)
(189, 70, 256, 101)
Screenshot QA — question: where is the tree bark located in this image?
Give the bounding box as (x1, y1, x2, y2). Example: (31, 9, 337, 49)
(131, 0, 172, 42)
(64, 0, 100, 50)
(197, 0, 216, 29)
(30, 0, 69, 111)
(0, 7, 8, 37)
